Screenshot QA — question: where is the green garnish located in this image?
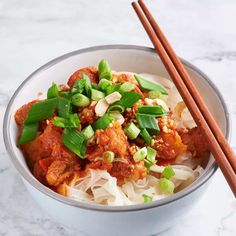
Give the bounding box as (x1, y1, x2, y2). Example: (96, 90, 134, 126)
(159, 178, 175, 194)
(53, 114, 80, 128)
(71, 93, 90, 107)
(62, 128, 87, 158)
(105, 84, 121, 95)
(47, 82, 60, 99)
(72, 77, 86, 94)
(83, 73, 92, 98)
(53, 117, 67, 128)
(19, 98, 58, 145)
(116, 91, 142, 108)
(144, 147, 157, 171)
(148, 90, 166, 99)
(68, 114, 80, 127)
(18, 123, 39, 145)
(98, 79, 112, 92)
(98, 59, 112, 81)
(138, 105, 168, 117)
(107, 104, 125, 113)
(81, 125, 94, 140)
(140, 128, 152, 145)
(136, 113, 160, 134)
(103, 151, 115, 164)
(91, 89, 105, 101)
(134, 74, 168, 95)
(25, 98, 58, 124)
(142, 194, 153, 203)
(91, 83, 99, 90)
(119, 82, 135, 93)
(58, 97, 71, 118)
(92, 114, 114, 131)
(162, 166, 175, 179)
(133, 147, 147, 162)
(124, 122, 140, 140)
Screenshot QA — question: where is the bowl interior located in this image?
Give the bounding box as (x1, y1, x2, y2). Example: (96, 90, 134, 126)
(5, 45, 229, 208)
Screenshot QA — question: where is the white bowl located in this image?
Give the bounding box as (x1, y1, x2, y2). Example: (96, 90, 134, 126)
(3, 45, 230, 236)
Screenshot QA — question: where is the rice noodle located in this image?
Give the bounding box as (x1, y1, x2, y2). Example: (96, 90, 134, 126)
(168, 88, 196, 129)
(67, 169, 170, 205)
(66, 163, 201, 206)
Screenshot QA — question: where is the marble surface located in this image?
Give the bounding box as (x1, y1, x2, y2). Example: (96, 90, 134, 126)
(0, 0, 236, 235)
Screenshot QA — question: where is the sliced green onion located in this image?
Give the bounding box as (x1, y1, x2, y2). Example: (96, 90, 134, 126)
(138, 105, 168, 117)
(53, 114, 80, 128)
(124, 122, 140, 140)
(98, 59, 112, 81)
(83, 73, 92, 98)
(140, 128, 152, 145)
(91, 83, 99, 90)
(71, 93, 90, 107)
(136, 113, 160, 134)
(62, 128, 87, 158)
(105, 84, 121, 95)
(147, 147, 157, 163)
(162, 166, 175, 179)
(105, 92, 122, 104)
(72, 77, 86, 94)
(148, 90, 166, 99)
(144, 147, 157, 171)
(142, 194, 153, 203)
(18, 122, 39, 145)
(60, 91, 72, 100)
(58, 97, 70, 118)
(119, 82, 135, 93)
(98, 79, 112, 91)
(68, 114, 80, 127)
(159, 178, 175, 194)
(81, 125, 94, 140)
(133, 147, 147, 162)
(25, 98, 58, 124)
(47, 82, 60, 99)
(134, 74, 168, 95)
(92, 114, 114, 131)
(103, 151, 115, 164)
(53, 117, 68, 128)
(91, 89, 105, 101)
(116, 91, 142, 108)
(107, 104, 125, 113)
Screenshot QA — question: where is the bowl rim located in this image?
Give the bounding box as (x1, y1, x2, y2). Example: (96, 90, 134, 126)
(3, 44, 230, 212)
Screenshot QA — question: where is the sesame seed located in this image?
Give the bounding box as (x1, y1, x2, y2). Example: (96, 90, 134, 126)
(163, 126, 168, 133)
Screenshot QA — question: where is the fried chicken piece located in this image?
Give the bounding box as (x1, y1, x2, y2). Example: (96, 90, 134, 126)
(179, 127, 209, 158)
(79, 104, 97, 125)
(86, 122, 129, 161)
(152, 132, 186, 160)
(67, 66, 99, 87)
(21, 124, 80, 169)
(86, 122, 147, 181)
(23, 123, 82, 187)
(46, 159, 80, 187)
(110, 161, 146, 182)
(151, 116, 186, 160)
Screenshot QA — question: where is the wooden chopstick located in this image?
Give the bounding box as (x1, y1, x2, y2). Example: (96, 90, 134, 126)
(138, 0, 236, 174)
(132, 1, 236, 196)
